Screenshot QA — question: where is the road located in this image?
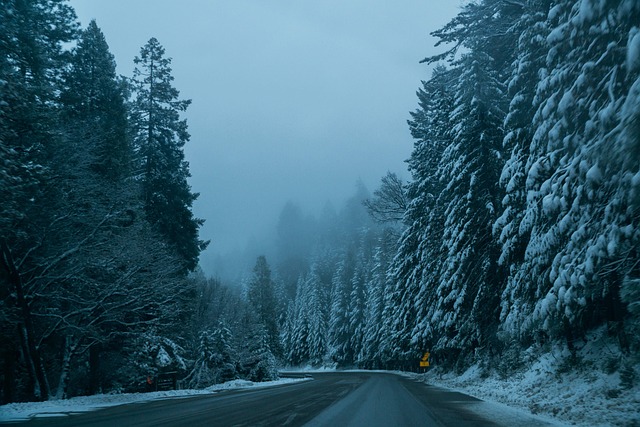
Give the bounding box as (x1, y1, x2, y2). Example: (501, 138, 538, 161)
(2, 372, 554, 426)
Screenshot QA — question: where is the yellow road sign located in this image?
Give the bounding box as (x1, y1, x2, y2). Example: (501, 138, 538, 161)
(420, 361, 430, 367)
(421, 352, 430, 361)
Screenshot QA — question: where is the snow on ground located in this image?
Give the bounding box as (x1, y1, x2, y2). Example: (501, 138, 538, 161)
(413, 329, 640, 427)
(0, 378, 310, 423)
(281, 365, 337, 373)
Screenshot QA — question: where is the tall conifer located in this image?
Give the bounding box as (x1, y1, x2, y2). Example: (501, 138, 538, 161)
(130, 38, 207, 270)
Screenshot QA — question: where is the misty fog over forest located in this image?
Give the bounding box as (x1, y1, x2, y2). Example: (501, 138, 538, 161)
(66, 0, 458, 278)
(1, 1, 639, 426)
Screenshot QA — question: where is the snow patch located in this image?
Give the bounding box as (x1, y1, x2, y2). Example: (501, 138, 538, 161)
(558, 90, 574, 115)
(576, 0, 596, 25)
(156, 346, 172, 367)
(418, 329, 640, 427)
(627, 27, 640, 75)
(548, 4, 563, 21)
(585, 164, 602, 183)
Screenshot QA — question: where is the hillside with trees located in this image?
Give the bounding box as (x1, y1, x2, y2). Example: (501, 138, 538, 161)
(279, 1, 638, 378)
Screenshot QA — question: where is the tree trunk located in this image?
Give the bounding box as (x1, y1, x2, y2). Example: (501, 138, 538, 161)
(2, 348, 16, 404)
(0, 240, 50, 401)
(89, 344, 101, 395)
(55, 336, 79, 400)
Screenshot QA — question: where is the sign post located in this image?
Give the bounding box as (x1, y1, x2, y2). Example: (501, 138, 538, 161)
(419, 352, 430, 368)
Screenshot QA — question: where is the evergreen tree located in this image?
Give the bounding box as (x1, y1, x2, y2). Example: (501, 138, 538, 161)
(130, 37, 207, 271)
(247, 256, 282, 358)
(347, 264, 367, 365)
(284, 266, 330, 366)
(430, 47, 505, 359)
(237, 308, 278, 382)
(286, 276, 311, 365)
(186, 326, 237, 388)
(383, 65, 456, 366)
(492, 1, 552, 344)
(500, 0, 640, 349)
(327, 252, 355, 365)
(60, 19, 130, 181)
(359, 229, 398, 368)
(387, 0, 520, 368)
(306, 269, 328, 365)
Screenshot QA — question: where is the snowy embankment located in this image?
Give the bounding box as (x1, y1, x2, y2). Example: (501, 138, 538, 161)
(0, 378, 310, 423)
(412, 330, 639, 427)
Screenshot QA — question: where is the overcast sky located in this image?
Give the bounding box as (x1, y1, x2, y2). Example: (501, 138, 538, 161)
(69, 0, 461, 276)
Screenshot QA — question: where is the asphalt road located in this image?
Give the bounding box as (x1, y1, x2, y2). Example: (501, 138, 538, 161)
(2, 372, 551, 426)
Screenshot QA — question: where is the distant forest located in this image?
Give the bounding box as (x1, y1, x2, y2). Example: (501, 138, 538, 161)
(1, 0, 639, 404)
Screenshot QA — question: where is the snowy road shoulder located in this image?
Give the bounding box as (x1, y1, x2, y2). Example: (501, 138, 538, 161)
(410, 339, 640, 427)
(0, 378, 311, 423)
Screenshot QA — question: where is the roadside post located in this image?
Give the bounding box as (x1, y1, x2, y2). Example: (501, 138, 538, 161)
(419, 352, 430, 371)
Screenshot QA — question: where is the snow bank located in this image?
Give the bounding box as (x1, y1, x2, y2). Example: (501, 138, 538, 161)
(281, 364, 337, 373)
(416, 331, 640, 426)
(0, 378, 310, 422)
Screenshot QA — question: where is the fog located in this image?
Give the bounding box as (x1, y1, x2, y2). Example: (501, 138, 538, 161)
(69, 0, 460, 279)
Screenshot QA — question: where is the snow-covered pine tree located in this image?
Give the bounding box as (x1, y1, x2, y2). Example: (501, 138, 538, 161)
(286, 275, 311, 365)
(327, 252, 355, 366)
(348, 260, 368, 366)
(239, 314, 279, 382)
(186, 330, 218, 389)
(359, 229, 398, 368)
(246, 333, 279, 382)
(306, 268, 328, 366)
(403, 65, 456, 362)
(396, 0, 521, 368)
(508, 0, 640, 350)
(280, 303, 294, 365)
(285, 267, 329, 367)
(493, 1, 554, 344)
(429, 45, 505, 364)
(246, 256, 282, 358)
(114, 331, 188, 392)
(186, 326, 237, 389)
